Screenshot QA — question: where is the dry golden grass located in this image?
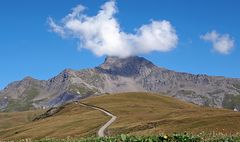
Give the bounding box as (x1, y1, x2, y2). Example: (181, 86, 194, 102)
(0, 109, 44, 130)
(82, 92, 240, 136)
(0, 103, 109, 141)
(1, 92, 240, 141)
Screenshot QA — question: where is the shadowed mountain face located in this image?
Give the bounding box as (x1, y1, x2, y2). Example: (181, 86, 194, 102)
(1, 56, 240, 111)
(96, 56, 156, 76)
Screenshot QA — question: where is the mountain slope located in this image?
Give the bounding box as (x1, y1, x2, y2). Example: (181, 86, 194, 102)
(1, 92, 240, 140)
(0, 69, 100, 111)
(0, 56, 240, 111)
(82, 92, 240, 135)
(95, 56, 240, 109)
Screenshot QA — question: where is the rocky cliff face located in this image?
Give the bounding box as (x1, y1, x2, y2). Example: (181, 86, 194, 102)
(1, 56, 240, 111)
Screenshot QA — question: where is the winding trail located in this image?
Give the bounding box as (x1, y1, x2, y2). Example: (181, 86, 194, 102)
(79, 102, 117, 137)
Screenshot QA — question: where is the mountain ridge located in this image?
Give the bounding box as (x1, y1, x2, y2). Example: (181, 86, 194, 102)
(1, 56, 240, 111)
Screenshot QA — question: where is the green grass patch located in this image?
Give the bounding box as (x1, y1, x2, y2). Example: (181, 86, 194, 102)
(8, 133, 240, 142)
(6, 88, 39, 111)
(233, 83, 240, 90)
(222, 94, 240, 109)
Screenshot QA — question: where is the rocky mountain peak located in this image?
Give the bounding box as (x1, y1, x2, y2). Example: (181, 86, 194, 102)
(23, 76, 34, 81)
(60, 69, 76, 78)
(96, 56, 156, 76)
(48, 69, 76, 85)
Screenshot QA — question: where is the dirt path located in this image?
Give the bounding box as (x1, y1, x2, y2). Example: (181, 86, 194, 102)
(79, 102, 117, 137)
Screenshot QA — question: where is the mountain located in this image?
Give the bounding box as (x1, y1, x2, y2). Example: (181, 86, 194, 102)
(1, 56, 240, 111)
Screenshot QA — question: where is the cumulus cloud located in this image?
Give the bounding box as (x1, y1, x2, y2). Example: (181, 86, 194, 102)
(48, 0, 178, 58)
(201, 31, 235, 54)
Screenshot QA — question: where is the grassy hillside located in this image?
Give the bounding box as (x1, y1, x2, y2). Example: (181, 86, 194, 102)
(0, 109, 44, 130)
(0, 92, 240, 141)
(0, 103, 109, 140)
(82, 92, 240, 136)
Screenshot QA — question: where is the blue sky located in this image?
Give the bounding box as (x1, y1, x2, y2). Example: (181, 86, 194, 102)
(0, 0, 239, 89)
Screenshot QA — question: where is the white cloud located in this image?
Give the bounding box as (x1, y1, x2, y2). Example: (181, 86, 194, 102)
(48, 18, 65, 37)
(201, 31, 235, 54)
(48, 0, 178, 58)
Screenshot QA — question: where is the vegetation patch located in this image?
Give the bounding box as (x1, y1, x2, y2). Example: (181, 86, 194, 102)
(207, 89, 224, 95)
(233, 83, 240, 90)
(68, 85, 97, 96)
(222, 94, 240, 109)
(8, 133, 240, 142)
(5, 88, 39, 111)
(177, 90, 196, 97)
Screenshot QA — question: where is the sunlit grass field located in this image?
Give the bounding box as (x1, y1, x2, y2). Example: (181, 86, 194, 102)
(0, 92, 240, 141)
(82, 92, 240, 136)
